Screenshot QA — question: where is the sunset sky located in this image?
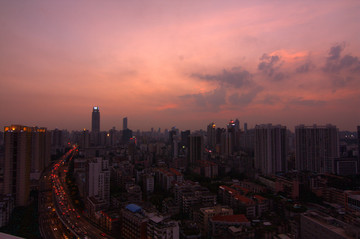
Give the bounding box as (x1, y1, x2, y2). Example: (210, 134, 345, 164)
(1, 0, 359, 132)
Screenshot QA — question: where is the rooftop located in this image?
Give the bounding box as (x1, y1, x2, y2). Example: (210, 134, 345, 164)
(126, 204, 142, 213)
(212, 214, 249, 223)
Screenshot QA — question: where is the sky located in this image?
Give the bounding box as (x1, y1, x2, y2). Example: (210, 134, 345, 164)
(1, 0, 359, 132)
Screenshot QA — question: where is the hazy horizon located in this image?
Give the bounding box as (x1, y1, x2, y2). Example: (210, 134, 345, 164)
(1, 1, 359, 132)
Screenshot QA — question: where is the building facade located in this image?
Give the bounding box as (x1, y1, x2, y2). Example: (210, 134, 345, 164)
(254, 124, 287, 175)
(3, 125, 50, 206)
(295, 124, 339, 173)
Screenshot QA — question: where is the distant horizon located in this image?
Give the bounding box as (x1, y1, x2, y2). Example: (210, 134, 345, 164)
(1, 1, 359, 133)
(1, 114, 358, 133)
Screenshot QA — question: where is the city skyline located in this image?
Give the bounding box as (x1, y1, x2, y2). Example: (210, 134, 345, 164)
(1, 1, 360, 131)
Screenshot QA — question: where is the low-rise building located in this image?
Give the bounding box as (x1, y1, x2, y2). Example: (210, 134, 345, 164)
(0, 195, 14, 227)
(147, 215, 179, 239)
(209, 214, 250, 238)
(121, 204, 148, 239)
(193, 205, 233, 238)
(301, 210, 360, 239)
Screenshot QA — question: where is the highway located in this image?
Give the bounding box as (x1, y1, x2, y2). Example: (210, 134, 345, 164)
(49, 146, 115, 239)
(39, 149, 74, 239)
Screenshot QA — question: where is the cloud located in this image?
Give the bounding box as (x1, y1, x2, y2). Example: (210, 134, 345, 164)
(328, 44, 344, 61)
(261, 94, 281, 105)
(296, 61, 315, 73)
(258, 53, 286, 81)
(323, 43, 360, 73)
(180, 87, 226, 112)
(332, 76, 354, 88)
(228, 87, 263, 106)
(191, 67, 253, 88)
(289, 97, 326, 106)
(321, 43, 360, 90)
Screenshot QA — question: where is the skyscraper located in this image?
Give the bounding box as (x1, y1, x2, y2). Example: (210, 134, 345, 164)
(254, 124, 287, 175)
(225, 120, 236, 156)
(3, 125, 50, 206)
(358, 126, 360, 161)
(207, 123, 216, 149)
(91, 106, 100, 146)
(123, 117, 128, 130)
(91, 106, 100, 132)
(295, 124, 339, 174)
(189, 134, 204, 164)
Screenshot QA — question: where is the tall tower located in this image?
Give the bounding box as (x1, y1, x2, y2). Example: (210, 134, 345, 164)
(207, 123, 216, 149)
(3, 125, 50, 206)
(189, 134, 204, 164)
(3, 125, 32, 206)
(91, 106, 100, 133)
(255, 124, 287, 175)
(358, 126, 360, 160)
(295, 124, 339, 174)
(123, 117, 128, 130)
(226, 120, 236, 156)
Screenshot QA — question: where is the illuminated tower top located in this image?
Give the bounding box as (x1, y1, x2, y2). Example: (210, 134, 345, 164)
(92, 106, 100, 132)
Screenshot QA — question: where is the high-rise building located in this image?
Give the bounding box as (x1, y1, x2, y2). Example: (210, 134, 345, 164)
(123, 117, 128, 130)
(189, 135, 204, 164)
(254, 124, 287, 175)
(225, 120, 237, 156)
(3, 125, 50, 206)
(180, 130, 190, 149)
(86, 157, 110, 204)
(207, 123, 216, 149)
(91, 106, 100, 146)
(51, 128, 65, 154)
(80, 129, 90, 148)
(91, 106, 100, 132)
(31, 127, 51, 178)
(358, 126, 360, 160)
(295, 124, 339, 174)
(169, 129, 177, 158)
(234, 118, 240, 131)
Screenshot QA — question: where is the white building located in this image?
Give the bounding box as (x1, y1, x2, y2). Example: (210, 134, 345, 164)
(86, 157, 110, 203)
(147, 214, 179, 239)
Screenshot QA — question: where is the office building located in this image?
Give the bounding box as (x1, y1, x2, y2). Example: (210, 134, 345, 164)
(254, 124, 287, 175)
(91, 106, 100, 146)
(92, 106, 100, 132)
(295, 124, 339, 174)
